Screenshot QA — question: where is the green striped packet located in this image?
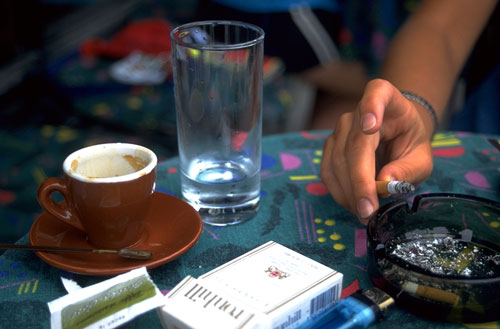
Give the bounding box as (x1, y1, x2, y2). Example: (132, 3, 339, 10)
(48, 267, 165, 329)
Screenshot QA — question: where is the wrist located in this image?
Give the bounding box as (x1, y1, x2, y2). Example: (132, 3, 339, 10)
(401, 91, 438, 138)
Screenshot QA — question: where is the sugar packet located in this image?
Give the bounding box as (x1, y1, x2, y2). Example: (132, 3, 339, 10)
(48, 267, 165, 329)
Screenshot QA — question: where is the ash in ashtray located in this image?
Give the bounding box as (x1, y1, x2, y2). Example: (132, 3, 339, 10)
(387, 236, 500, 277)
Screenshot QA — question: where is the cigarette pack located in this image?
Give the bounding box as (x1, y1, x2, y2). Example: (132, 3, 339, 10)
(158, 241, 343, 329)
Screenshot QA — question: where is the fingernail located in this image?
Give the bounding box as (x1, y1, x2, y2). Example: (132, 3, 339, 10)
(361, 113, 376, 131)
(358, 198, 374, 218)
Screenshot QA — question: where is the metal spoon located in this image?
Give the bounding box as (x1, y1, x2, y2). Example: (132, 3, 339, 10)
(0, 243, 152, 260)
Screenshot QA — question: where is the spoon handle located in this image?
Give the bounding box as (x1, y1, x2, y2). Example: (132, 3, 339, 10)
(0, 243, 152, 260)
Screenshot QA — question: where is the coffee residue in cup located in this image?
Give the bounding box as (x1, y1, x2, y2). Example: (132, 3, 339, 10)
(69, 154, 148, 178)
(71, 159, 79, 173)
(122, 155, 148, 172)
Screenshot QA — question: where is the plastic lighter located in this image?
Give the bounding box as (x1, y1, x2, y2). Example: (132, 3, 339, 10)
(299, 287, 394, 329)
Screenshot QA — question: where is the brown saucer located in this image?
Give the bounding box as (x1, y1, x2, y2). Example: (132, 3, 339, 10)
(29, 192, 202, 276)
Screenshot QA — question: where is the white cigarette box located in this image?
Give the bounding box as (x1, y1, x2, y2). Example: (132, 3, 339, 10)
(158, 241, 343, 329)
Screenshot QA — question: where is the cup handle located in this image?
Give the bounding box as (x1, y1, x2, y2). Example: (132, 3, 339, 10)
(37, 177, 86, 232)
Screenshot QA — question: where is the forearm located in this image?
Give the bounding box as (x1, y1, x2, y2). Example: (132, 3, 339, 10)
(380, 0, 497, 124)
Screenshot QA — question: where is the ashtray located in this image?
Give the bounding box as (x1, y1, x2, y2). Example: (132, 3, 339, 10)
(367, 193, 500, 322)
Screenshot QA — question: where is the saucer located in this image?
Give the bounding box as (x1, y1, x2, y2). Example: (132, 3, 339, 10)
(29, 192, 202, 276)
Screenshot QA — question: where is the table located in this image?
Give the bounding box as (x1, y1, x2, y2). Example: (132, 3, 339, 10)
(1, 130, 499, 328)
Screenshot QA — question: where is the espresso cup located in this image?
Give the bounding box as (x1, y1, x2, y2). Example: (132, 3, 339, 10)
(37, 143, 157, 249)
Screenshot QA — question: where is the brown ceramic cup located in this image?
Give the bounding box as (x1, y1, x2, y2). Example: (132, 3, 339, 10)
(37, 143, 157, 249)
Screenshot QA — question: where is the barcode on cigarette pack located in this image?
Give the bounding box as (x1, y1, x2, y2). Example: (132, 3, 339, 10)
(309, 285, 339, 317)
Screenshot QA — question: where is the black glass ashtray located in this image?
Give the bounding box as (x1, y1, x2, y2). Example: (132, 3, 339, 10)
(367, 193, 500, 323)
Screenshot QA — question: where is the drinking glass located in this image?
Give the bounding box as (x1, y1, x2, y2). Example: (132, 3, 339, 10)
(171, 21, 265, 225)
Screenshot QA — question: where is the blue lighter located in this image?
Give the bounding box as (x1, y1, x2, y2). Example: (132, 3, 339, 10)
(299, 287, 395, 329)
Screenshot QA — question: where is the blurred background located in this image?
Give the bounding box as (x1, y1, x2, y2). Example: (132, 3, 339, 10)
(0, 0, 419, 247)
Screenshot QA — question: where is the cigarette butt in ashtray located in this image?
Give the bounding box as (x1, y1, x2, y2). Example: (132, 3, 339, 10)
(376, 181, 415, 195)
(402, 282, 460, 305)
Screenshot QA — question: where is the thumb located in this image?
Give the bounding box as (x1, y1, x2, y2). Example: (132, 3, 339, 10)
(377, 143, 434, 184)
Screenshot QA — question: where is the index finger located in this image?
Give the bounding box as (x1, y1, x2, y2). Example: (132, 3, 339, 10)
(345, 109, 381, 223)
(358, 79, 399, 134)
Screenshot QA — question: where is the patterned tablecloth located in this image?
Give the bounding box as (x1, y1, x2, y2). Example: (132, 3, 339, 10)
(0, 130, 499, 328)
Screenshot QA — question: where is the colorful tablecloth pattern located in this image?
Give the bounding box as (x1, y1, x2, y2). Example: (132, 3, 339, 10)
(0, 130, 499, 328)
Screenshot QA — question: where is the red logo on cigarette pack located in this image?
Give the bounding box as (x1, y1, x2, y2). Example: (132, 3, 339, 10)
(265, 266, 290, 279)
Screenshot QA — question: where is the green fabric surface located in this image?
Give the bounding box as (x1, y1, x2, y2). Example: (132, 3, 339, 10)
(0, 131, 499, 328)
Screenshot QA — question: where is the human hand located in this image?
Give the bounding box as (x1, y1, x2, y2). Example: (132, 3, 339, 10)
(320, 79, 435, 224)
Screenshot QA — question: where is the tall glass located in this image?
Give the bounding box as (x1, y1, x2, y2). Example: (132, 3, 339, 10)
(171, 21, 264, 226)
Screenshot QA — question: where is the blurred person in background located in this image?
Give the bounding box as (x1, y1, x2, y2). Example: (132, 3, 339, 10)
(194, 0, 418, 130)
